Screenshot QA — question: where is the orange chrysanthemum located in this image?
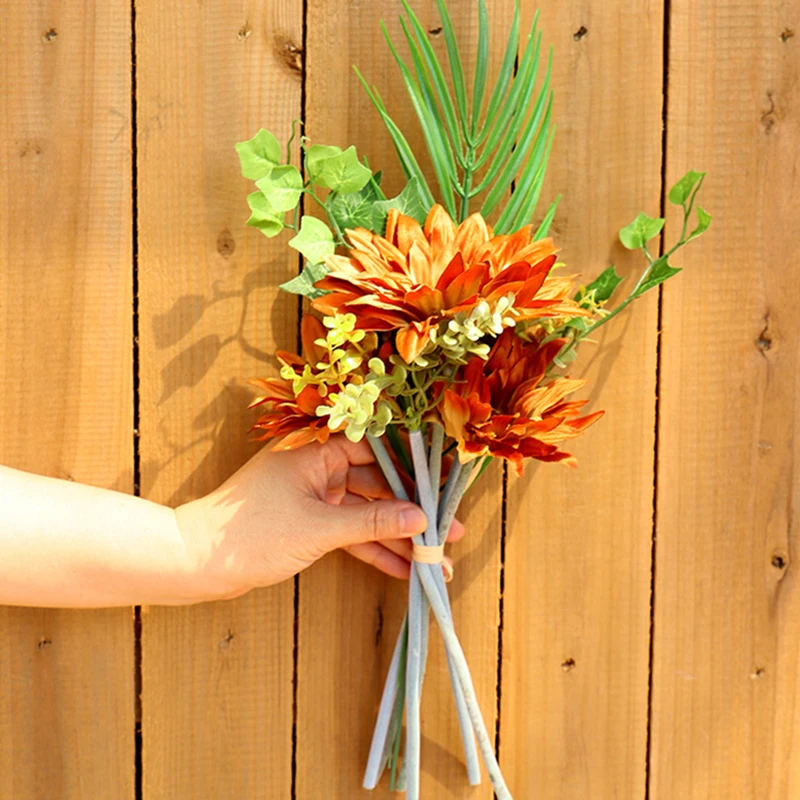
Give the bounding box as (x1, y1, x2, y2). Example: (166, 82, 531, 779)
(248, 316, 332, 450)
(440, 329, 604, 475)
(248, 379, 331, 450)
(313, 204, 586, 364)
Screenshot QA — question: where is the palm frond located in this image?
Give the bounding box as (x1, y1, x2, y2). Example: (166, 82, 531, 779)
(361, 1, 556, 228)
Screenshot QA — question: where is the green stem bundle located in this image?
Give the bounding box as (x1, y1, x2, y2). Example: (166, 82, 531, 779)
(363, 429, 502, 796)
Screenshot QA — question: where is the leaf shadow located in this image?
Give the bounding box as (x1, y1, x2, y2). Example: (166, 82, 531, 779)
(157, 334, 229, 406)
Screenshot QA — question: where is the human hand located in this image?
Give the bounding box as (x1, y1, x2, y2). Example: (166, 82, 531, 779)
(175, 435, 465, 601)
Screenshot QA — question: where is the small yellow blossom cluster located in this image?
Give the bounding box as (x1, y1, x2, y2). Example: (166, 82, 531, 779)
(280, 313, 376, 398)
(414, 293, 519, 368)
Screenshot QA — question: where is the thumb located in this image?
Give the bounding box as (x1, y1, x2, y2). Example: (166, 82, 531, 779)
(316, 498, 428, 550)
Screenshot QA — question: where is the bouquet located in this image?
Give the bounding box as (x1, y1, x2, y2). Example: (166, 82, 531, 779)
(236, 1, 710, 796)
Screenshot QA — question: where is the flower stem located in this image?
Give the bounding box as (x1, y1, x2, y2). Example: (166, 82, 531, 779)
(367, 434, 410, 501)
(416, 560, 513, 799)
(405, 562, 424, 800)
(366, 432, 481, 791)
(429, 424, 445, 500)
(438, 461, 472, 546)
(409, 431, 480, 785)
(362, 614, 407, 789)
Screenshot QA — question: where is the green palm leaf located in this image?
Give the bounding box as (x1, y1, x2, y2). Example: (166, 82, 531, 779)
(478, 2, 522, 141)
(359, 0, 556, 229)
(399, 0, 463, 154)
(533, 195, 560, 240)
(382, 23, 458, 216)
(433, 0, 469, 140)
(354, 68, 436, 208)
(470, 0, 490, 135)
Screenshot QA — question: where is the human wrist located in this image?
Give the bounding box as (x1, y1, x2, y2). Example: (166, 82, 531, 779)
(173, 495, 252, 604)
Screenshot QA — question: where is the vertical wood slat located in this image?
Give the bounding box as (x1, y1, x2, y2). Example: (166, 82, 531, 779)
(650, 1, 800, 797)
(296, 1, 511, 796)
(500, 3, 663, 796)
(136, 1, 301, 796)
(0, 1, 134, 798)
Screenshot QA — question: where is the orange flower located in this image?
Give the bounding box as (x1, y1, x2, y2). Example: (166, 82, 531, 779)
(440, 329, 604, 475)
(313, 204, 586, 363)
(248, 379, 331, 450)
(248, 316, 331, 450)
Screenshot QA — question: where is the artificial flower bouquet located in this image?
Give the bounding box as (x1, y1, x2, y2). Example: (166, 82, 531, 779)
(236, 1, 710, 796)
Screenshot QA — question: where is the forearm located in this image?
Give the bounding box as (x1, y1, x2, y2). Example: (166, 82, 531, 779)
(0, 465, 215, 608)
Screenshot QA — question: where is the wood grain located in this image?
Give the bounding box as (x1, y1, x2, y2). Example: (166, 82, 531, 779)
(296, 1, 511, 796)
(500, 3, 663, 796)
(650, 1, 800, 797)
(136, 1, 300, 796)
(0, 1, 134, 797)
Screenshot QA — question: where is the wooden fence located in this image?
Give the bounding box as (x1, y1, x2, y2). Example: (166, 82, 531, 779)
(1, 0, 798, 797)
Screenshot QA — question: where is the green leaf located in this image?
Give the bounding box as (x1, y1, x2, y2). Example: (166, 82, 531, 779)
(582, 266, 623, 304)
(687, 206, 712, 241)
(480, 2, 522, 138)
(326, 180, 383, 232)
(619, 212, 665, 250)
(399, 0, 461, 148)
(470, 0, 490, 133)
(254, 165, 303, 213)
(532, 195, 560, 240)
(474, 21, 541, 171)
(245, 191, 283, 238)
(306, 144, 372, 194)
(668, 170, 706, 206)
(383, 22, 457, 215)
(564, 316, 589, 333)
(374, 177, 428, 225)
(235, 129, 281, 180)
(493, 99, 554, 232)
(632, 256, 681, 298)
(288, 216, 335, 264)
(434, 0, 469, 135)
(279, 260, 332, 300)
(305, 144, 342, 176)
(483, 58, 552, 219)
(354, 68, 436, 208)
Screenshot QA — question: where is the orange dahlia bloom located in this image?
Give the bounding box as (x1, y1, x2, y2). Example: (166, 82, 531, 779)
(440, 329, 604, 475)
(248, 379, 330, 450)
(248, 316, 331, 450)
(313, 204, 586, 364)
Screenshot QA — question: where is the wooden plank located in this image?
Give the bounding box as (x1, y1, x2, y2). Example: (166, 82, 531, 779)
(296, 2, 512, 797)
(136, 1, 300, 796)
(0, 1, 134, 798)
(500, 3, 663, 796)
(650, 2, 800, 797)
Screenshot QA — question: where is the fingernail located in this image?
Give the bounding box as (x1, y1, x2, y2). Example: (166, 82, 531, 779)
(400, 507, 428, 534)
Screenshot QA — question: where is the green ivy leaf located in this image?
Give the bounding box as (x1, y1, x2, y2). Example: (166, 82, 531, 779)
(327, 180, 383, 232)
(279, 260, 332, 300)
(668, 170, 706, 206)
(235, 130, 282, 180)
(374, 177, 428, 225)
(246, 191, 284, 238)
(254, 165, 303, 213)
(563, 316, 589, 333)
(632, 256, 681, 298)
(582, 266, 623, 304)
(305, 144, 342, 176)
(288, 216, 336, 264)
(306, 144, 372, 194)
(687, 206, 712, 242)
(619, 212, 665, 250)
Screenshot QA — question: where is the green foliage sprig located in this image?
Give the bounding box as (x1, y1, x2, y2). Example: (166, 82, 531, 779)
(544, 170, 712, 368)
(357, 0, 558, 231)
(235, 126, 429, 299)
